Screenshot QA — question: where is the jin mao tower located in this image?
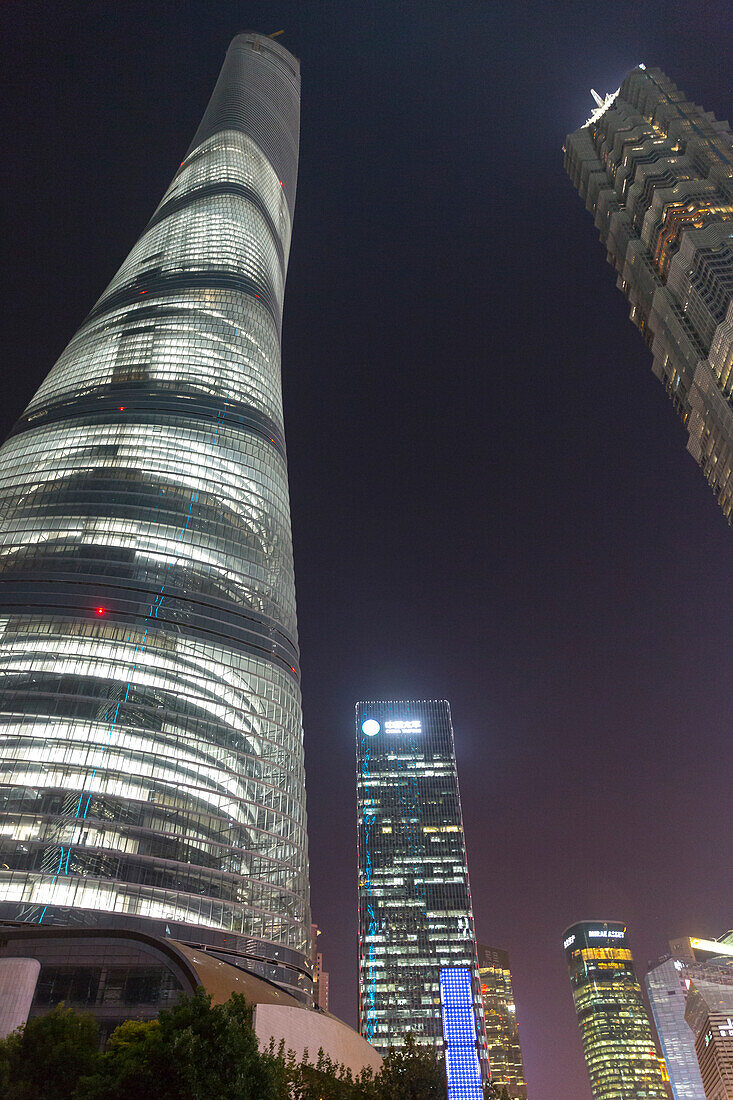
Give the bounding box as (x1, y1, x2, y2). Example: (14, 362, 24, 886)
(565, 67, 733, 522)
(0, 34, 311, 1000)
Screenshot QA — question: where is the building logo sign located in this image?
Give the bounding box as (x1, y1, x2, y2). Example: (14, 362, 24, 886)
(564, 935, 575, 949)
(588, 929, 625, 939)
(361, 719, 380, 736)
(384, 720, 422, 734)
(718, 1017, 733, 1039)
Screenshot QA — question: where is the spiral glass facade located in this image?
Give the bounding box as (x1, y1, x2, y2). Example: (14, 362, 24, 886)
(0, 33, 311, 999)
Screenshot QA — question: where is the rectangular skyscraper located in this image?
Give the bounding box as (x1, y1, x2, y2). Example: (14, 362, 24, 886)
(355, 700, 486, 1071)
(0, 34, 311, 1001)
(478, 944, 528, 1099)
(565, 66, 733, 522)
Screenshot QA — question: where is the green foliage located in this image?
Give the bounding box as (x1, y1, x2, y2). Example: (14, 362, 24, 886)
(273, 1042, 377, 1099)
(267, 1031, 446, 1099)
(0, 1003, 101, 1100)
(485, 1086, 511, 1100)
(75, 988, 284, 1099)
(0, 993, 451, 1100)
(377, 1034, 447, 1100)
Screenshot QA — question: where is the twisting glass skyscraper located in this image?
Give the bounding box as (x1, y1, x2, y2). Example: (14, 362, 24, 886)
(565, 67, 733, 523)
(0, 33, 311, 1000)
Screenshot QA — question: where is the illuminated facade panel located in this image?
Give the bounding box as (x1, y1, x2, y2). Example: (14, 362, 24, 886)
(0, 33, 311, 999)
(565, 66, 733, 523)
(564, 921, 667, 1099)
(440, 968, 484, 1100)
(478, 944, 528, 1099)
(356, 700, 485, 1072)
(670, 937, 733, 963)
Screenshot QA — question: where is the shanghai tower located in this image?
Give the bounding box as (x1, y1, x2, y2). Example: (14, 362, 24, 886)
(0, 34, 311, 1000)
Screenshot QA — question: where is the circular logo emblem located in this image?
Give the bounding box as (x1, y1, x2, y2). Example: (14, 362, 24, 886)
(361, 719, 380, 736)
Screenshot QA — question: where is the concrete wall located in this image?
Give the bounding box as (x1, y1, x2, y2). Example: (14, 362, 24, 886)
(254, 1003, 382, 1076)
(0, 958, 40, 1038)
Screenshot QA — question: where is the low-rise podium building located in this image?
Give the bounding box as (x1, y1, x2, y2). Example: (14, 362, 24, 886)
(0, 924, 381, 1075)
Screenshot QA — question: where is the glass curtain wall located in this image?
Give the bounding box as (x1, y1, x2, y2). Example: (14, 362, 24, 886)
(564, 66, 733, 523)
(478, 944, 528, 1099)
(356, 699, 486, 1072)
(564, 922, 667, 1100)
(0, 33, 311, 999)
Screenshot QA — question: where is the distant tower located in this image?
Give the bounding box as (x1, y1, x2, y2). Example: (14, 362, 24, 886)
(0, 33, 311, 1000)
(316, 956, 330, 1013)
(355, 700, 486, 1081)
(647, 955, 706, 1100)
(563, 921, 667, 1099)
(685, 975, 733, 1099)
(478, 944, 528, 1098)
(646, 934, 733, 1100)
(311, 923, 329, 1012)
(565, 66, 733, 523)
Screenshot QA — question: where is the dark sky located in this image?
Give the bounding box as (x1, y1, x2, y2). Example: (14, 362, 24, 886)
(1, 2, 732, 1097)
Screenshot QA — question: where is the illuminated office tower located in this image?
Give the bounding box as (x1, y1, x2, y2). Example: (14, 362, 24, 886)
(646, 936, 733, 1100)
(563, 921, 667, 1099)
(478, 944, 528, 1099)
(565, 67, 733, 522)
(356, 700, 486, 1074)
(0, 34, 312, 1000)
(685, 975, 733, 1099)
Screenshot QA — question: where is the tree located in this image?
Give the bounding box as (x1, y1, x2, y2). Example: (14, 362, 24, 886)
(486, 1087, 511, 1100)
(75, 989, 284, 1100)
(0, 994, 455, 1100)
(0, 1004, 101, 1100)
(274, 1043, 378, 1100)
(376, 1034, 447, 1100)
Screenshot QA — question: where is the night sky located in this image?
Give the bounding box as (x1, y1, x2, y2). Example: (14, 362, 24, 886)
(1, 3, 732, 1097)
